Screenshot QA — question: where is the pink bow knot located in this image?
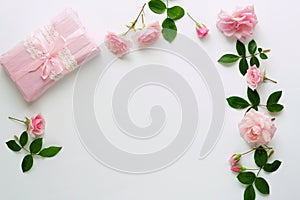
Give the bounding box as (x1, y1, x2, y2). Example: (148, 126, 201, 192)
(31, 31, 66, 80)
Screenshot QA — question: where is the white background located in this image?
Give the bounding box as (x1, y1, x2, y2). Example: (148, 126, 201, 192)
(0, 0, 299, 199)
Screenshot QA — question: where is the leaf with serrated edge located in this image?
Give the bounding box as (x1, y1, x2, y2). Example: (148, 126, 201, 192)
(29, 138, 43, 154)
(237, 172, 256, 184)
(39, 146, 62, 157)
(248, 40, 257, 54)
(247, 88, 260, 106)
(227, 96, 250, 109)
(267, 104, 284, 113)
(255, 177, 270, 194)
(239, 58, 249, 76)
(263, 160, 282, 172)
(236, 40, 246, 56)
(250, 56, 260, 67)
(218, 54, 240, 64)
(162, 18, 177, 42)
(254, 147, 268, 167)
(244, 185, 256, 200)
(167, 6, 185, 20)
(20, 131, 28, 147)
(267, 91, 282, 105)
(148, 0, 166, 14)
(6, 140, 21, 152)
(22, 154, 33, 172)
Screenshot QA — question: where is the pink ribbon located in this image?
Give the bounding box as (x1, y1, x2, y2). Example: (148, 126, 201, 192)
(12, 30, 66, 81)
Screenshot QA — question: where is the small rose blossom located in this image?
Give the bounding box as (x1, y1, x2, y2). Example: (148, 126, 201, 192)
(231, 165, 244, 172)
(246, 65, 264, 90)
(229, 154, 242, 166)
(196, 24, 209, 38)
(216, 5, 258, 40)
(28, 114, 45, 138)
(239, 109, 276, 145)
(134, 22, 161, 46)
(105, 33, 131, 57)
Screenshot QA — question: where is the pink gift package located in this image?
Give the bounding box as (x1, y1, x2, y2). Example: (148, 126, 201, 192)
(0, 8, 100, 102)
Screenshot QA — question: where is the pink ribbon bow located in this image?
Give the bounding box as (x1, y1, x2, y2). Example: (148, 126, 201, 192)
(32, 31, 65, 80)
(12, 30, 66, 81)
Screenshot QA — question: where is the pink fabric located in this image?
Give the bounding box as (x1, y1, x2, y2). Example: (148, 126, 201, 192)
(0, 8, 100, 102)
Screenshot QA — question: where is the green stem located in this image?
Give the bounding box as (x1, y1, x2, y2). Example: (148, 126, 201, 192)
(14, 135, 31, 154)
(187, 12, 200, 25)
(8, 116, 25, 124)
(123, 3, 146, 36)
(264, 77, 277, 84)
(245, 49, 271, 58)
(241, 148, 255, 156)
(256, 167, 262, 176)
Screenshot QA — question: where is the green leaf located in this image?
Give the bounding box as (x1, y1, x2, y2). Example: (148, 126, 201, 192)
(254, 147, 268, 167)
(267, 104, 284, 112)
(218, 54, 240, 64)
(148, 0, 166, 14)
(260, 53, 268, 60)
(258, 48, 263, 53)
(263, 160, 282, 172)
(267, 91, 282, 105)
(29, 138, 43, 154)
(248, 40, 257, 54)
(39, 146, 62, 157)
(237, 172, 256, 184)
(22, 154, 33, 172)
(239, 58, 249, 76)
(236, 40, 246, 56)
(255, 177, 270, 194)
(244, 185, 256, 200)
(6, 140, 21, 152)
(250, 56, 260, 67)
(19, 131, 28, 147)
(226, 96, 250, 109)
(247, 88, 260, 106)
(167, 6, 185, 20)
(162, 18, 177, 42)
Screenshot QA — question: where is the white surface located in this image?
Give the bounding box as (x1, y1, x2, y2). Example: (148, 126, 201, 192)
(0, 0, 299, 199)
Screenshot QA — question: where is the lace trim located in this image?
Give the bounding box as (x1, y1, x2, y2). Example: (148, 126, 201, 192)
(57, 48, 78, 71)
(23, 25, 78, 80)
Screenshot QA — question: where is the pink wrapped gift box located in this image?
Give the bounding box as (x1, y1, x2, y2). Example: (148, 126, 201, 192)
(0, 8, 100, 102)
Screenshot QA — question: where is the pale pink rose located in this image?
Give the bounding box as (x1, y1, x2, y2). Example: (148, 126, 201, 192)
(105, 33, 131, 57)
(196, 24, 209, 38)
(231, 165, 244, 172)
(238, 109, 276, 145)
(216, 5, 258, 40)
(246, 65, 264, 90)
(28, 114, 45, 138)
(134, 22, 161, 46)
(229, 154, 241, 166)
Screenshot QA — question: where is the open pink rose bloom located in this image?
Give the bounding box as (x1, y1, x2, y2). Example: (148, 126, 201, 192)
(134, 22, 161, 46)
(105, 33, 131, 57)
(217, 5, 258, 40)
(0, 8, 100, 102)
(238, 109, 276, 145)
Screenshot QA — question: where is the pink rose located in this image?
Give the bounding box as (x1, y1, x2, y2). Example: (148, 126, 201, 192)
(216, 5, 258, 40)
(238, 109, 276, 145)
(105, 33, 131, 57)
(196, 25, 209, 38)
(229, 154, 241, 166)
(246, 65, 264, 90)
(28, 114, 45, 138)
(134, 22, 161, 46)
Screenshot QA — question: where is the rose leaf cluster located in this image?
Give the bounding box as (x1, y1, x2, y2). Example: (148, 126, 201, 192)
(6, 114, 62, 172)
